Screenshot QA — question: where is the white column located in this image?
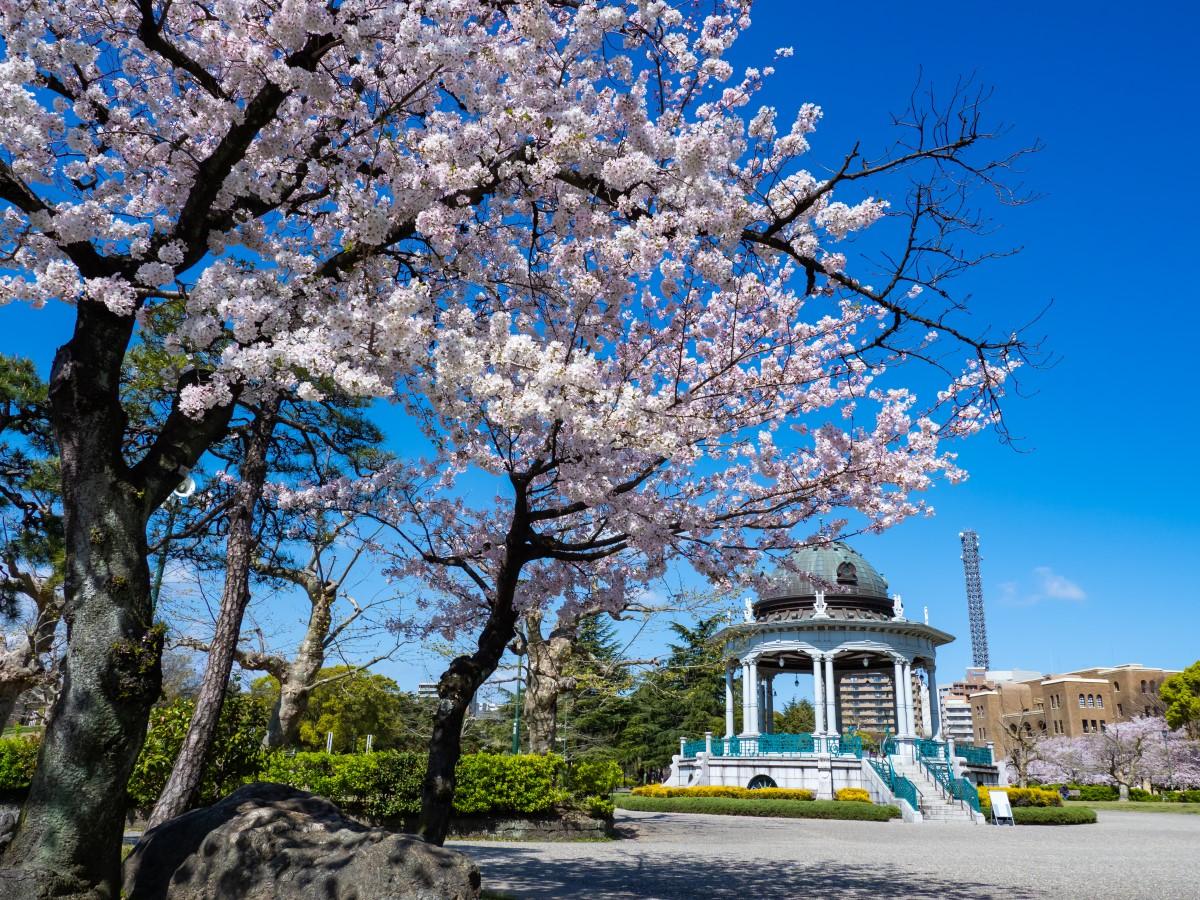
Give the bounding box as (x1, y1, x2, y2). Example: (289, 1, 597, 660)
(812, 653, 826, 735)
(927, 665, 941, 738)
(743, 660, 760, 736)
(765, 674, 775, 733)
(740, 660, 751, 735)
(902, 660, 915, 737)
(824, 653, 838, 736)
(893, 658, 905, 738)
(724, 663, 735, 738)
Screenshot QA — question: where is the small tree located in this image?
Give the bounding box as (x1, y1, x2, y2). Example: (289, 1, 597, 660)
(775, 699, 817, 735)
(1160, 661, 1200, 740)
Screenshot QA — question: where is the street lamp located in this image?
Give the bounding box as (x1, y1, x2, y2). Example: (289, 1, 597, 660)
(150, 473, 197, 607)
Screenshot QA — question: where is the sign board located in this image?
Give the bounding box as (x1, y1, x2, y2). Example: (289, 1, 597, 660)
(988, 790, 1015, 826)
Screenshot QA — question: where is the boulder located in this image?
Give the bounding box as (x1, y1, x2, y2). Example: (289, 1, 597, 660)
(123, 783, 480, 900)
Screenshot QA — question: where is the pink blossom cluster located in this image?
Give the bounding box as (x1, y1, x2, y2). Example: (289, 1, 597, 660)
(0, 1, 1024, 634)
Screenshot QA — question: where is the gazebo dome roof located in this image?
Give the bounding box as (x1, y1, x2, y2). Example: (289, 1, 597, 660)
(754, 542, 892, 622)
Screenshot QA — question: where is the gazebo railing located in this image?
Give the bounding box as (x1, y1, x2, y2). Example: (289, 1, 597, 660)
(680, 732, 863, 759)
(954, 744, 993, 765)
(869, 756, 919, 810)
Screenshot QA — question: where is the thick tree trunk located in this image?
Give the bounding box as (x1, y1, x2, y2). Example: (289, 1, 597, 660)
(522, 611, 575, 755)
(1, 311, 164, 898)
(0, 681, 26, 732)
(418, 562, 522, 846)
(147, 402, 278, 829)
(264, 586, 333, 750)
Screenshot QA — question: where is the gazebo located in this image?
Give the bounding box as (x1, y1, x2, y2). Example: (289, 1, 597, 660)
(720, 541, 949, 744)
(665, 542, 1002, 822)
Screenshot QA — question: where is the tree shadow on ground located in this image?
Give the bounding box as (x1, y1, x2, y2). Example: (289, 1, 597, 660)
(463, 842, 1044, 900)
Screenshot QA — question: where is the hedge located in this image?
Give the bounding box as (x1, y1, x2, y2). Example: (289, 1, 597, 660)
(616, 795, 900, 821)
(631, 785, 814, 801)
(1009, 806, 1097, 825)
(264, 750, 574, 817)
(977, 786, 1062, 811)
(0, 736, 39, 791)
(835, 788, 871, 803)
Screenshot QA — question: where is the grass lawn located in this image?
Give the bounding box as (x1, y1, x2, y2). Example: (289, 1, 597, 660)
(1065, 800, 1200, 815)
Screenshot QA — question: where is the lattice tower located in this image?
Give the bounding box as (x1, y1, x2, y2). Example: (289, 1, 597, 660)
(959, 530, 990, 668)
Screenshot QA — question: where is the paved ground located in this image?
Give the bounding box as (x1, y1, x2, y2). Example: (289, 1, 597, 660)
(453, 808, 1200, 900)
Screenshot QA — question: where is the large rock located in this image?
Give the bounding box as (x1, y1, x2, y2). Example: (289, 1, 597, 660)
(123, 783, 480, 900)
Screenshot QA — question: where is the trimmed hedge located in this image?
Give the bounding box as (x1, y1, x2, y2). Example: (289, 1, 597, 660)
(264, 750, 572, 817)
(631, 785, 814, 801)
(1010, 806, 1097, 825)
(0, 736, 39, 791)
(977, 786, 1062, 811)
(835, 787, 871, 803)
(616, 794, 900, 821)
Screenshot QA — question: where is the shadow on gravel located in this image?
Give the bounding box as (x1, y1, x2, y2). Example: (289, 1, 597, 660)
(465, 845, 1043, 900)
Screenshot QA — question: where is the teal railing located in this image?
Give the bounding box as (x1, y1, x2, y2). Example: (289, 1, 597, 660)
(679, 732, 863, 759)
(915, 738, 946, 759)
(869, 756, 919, 810)
(955, 744, 993, 766)
(916, 752, 982, 814)
(949, 775, 982, 813)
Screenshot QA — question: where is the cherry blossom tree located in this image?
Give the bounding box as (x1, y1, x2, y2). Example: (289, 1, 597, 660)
(0, 0, 1034, 887)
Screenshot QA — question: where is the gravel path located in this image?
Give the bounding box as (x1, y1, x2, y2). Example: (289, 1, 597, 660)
(452, 808, 1200, 900)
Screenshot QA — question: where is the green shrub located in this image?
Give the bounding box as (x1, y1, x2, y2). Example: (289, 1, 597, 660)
(977, 786, 1062, 810)
(1177, 789, 1200, 803)
(1010, 806, 1097, 825)
(265, 750, 570, 818)
(568, 758, 622, 798)
(615, 795, 900, 821)
(128, 692, 269, 810)
(1075, 784, 1119, 801)
(0, 735, 39, 791)
(454, 753, 568, 814)
(1128, 788, 1154, 802)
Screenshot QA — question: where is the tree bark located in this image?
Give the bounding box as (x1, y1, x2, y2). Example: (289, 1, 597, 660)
(264, 584, 334, 749)
(0, 588, 64, 731)
(1, 304, 234, 898)
(147, 399, 278, 829)
(418, 545, 524, 846)
(522, 610, 575, 755)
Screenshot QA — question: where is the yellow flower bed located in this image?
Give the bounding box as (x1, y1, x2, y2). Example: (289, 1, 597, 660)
(835, 788, 872, 802)
(631, 785, 815, 801)
(976, 786, 1062, 810)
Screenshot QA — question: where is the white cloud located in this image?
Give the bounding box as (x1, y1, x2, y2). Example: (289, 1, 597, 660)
(997, 567, 1086, 607)
(1033, 566, 1086, 602)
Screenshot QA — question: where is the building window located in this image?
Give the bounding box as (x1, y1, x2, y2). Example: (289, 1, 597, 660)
(1113, 681, 1120, 692)
(1100, 721, 1106, 731)
(1150, 680, 1157, 692)
(836, 562, 858, 586)
(1145, 706, 1152, 716)
(1092, 720, 1099, 731)
(1117, 703, 1123, 716)
(1087, 694, 1094, 708)
(1082, 721, 1089, 733)
(1096, 696, 1103, 709)
(1141, 680, 1148, 693)
(1079, 694, 1085, 708)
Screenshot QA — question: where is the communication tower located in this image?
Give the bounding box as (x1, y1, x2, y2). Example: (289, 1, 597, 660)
(959, 530, 990, 669)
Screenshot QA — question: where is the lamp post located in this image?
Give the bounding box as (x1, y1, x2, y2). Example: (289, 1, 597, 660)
(150, 473, 197, 608)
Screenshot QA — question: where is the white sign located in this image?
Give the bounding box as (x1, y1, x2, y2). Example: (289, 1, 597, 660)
(988, 790, 1015, 825)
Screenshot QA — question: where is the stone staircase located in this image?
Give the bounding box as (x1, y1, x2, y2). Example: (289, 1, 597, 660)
(889, 756, 979, 824)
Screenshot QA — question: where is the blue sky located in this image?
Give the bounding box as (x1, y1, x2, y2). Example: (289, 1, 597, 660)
(3, 0, 1197, 696)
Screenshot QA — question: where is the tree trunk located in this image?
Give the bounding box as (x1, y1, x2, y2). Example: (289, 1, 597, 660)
(147, 401, 278, 829)
(264, 586, 334, 750)
(0, 591, 65, 731)
(418, 561, 522, 845)
(1118, 781, 1130, 801)
(1, 313, 165, 898)
(522, 610, 575, 755)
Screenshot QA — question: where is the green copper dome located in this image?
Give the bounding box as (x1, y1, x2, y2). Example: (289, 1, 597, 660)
(755, 542, 892, 621)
